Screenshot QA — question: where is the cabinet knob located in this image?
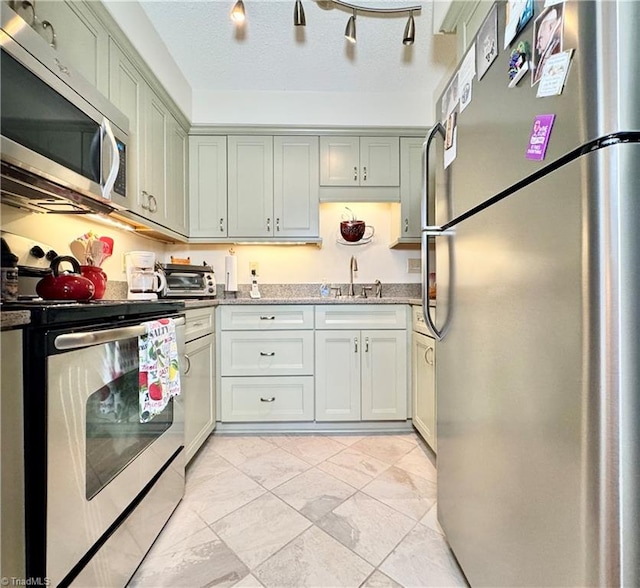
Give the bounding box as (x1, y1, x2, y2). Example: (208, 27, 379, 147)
(404, 218, 409, 232)
(354, 337, 358, 353)
(353, 166, 358, 181)
(219, 218, 225, 232)
(365, 337, 369, 352)
(276, 218, 280, 232)
(363, 166, 367, 181)
(141, 190, 149, 210)
(148, 194, 158, 213)
(266, 217, 271, 232)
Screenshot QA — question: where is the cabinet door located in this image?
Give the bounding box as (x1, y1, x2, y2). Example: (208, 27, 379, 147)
(359, 137, 399, 187)
(399, 137, 425, 238)
(184, 334, 216, 463)
(273, 136, 319, 237)
(412, 332, 436, 451)
(189, 136, 228, 237)
(315, 330, 361, 421)
(108, 40, 144, 213)
(165, 115, 188, 235)
(21, 0, 109, 94)
(143, 88, 169, 223)
(361, 330, 407, 420)
(319, 136, 360, 186)
(228, 136, 274, 237)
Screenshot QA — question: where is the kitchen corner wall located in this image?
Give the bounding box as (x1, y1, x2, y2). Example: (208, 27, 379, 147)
(168, 203, 422, 285)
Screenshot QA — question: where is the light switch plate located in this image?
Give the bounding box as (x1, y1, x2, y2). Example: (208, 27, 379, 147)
(407, 258, 421, 273)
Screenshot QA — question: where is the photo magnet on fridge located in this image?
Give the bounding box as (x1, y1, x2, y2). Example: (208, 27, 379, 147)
(532, 3, 564, 86)
(504, 0, 534, 49)
(476, 4, 499, 81)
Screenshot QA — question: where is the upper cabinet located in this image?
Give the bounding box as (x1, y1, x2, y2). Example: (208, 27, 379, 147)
(320, 136, 399, 187)
(319, 136, 400, 202)
(225, 135, 320, 241)
(189, 136, 228, 238)
(9, 0, 109, 95)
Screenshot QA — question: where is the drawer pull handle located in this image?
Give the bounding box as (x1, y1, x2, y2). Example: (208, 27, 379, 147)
(260, 351, 276, 357)
(183, 353, 191, 375)
(354, 337, 358, 353)
(192, 322, 204, 328)
(365, 337, 369, 352)
(260, 397, 276, 402)
(260, 316, 276, 320)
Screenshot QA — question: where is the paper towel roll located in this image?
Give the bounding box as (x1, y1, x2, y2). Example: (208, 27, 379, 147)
(225, 255, 238, 291)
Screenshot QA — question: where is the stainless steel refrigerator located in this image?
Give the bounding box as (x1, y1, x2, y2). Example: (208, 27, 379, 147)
(420, 1, 639, 586)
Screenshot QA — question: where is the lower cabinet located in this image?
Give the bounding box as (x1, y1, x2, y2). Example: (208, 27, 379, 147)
(412, 309, 436, 451)
(183, 308, 216, 462)
(315, 330, 407, 421)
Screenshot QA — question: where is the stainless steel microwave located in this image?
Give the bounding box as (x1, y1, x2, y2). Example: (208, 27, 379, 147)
(0, 4, 130, 215)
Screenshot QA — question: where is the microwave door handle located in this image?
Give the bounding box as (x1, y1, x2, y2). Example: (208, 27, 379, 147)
(54, 316, 186, 350)
(101, 119, 120, 200)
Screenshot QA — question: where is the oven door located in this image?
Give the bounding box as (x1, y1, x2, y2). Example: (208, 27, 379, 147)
(45, 318, 185, 585)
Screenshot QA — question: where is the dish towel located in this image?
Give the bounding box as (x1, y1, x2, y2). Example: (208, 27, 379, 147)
(138, 318, 181, 423)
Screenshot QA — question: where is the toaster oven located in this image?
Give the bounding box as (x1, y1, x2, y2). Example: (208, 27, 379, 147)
(159, 263, 217, 298)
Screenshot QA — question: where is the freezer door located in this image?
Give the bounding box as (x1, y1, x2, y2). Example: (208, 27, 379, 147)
(436, 142, 640, 587)
(434, 0, 640, 222)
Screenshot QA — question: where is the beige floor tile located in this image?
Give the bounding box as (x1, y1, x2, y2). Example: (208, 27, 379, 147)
(394, 446, 437, 482)
(129, 526, 249, 588)
(279, 435, 346, 465)
(316, 492, 416, 566)
(272, 467, 356, 521)
(380, 524, 468, 587)
(143, 502, 208, 556)
(186, 451, 235, 489)
(361, 466, 437, 520)
(351, 435, 416, 464)
(316, 448, 390, 489)
(209, 435, 277, 466)
(322, 434, 366, 446)
(232, 574, 264, 587)
(212, 493, 311, 569)
(183, 466, 266, 524)
(361, 570, 403, 587)
(420, 503, 444, 536)
(237, 447, 311, 489)
(254, 526, 374, 588)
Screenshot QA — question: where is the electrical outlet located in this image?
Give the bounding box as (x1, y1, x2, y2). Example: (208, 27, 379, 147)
(249, 261, 259, 274)
(407, 258, 421, 274)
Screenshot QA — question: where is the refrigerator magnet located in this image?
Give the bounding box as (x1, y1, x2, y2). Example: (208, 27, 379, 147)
(526, 114, 555, 160)
(504, 0, 534, 50)
(508, 41, 531, 88)
(532, 3, 564, 86)
(444, 112, 458, 169)
(459, 46, 476, 113)
(476, 4, 498, 81)
(536, 49, 574, 97)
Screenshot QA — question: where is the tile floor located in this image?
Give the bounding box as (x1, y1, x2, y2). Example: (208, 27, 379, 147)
(129, 433, 468, 588)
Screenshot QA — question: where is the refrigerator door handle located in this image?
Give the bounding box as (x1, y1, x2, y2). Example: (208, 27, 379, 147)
(421, 123, 448, 341)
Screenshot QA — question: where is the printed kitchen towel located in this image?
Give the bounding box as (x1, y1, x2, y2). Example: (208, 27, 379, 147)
(139, 318, 180, 423)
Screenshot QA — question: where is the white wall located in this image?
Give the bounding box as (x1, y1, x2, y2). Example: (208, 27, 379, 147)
(168, 203, 422, 285)
(1, 205, 165, 283)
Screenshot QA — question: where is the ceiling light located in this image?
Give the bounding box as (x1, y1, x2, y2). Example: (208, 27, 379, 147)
(403, 12, 415, 45)
(230, 0, 245, 23)
(345, 9, 356, 43)
(294, 0, 306, 26)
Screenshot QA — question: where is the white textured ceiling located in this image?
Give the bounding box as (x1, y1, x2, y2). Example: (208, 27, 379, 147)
(138, 0, 456, 125)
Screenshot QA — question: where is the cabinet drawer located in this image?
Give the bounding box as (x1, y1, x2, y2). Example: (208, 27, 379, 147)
(220, 305, 314, 330)
(315, 305, 408, 330)
(220, 331, 314, 376)
(185, 307, 215, 341)
(220, 376, 314, 422)
(411, 305, 436, 336)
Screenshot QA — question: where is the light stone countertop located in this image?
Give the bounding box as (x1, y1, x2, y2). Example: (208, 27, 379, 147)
(1, 310, 31, 329)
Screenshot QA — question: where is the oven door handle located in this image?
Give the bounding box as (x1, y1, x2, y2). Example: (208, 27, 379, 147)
(54, 316, 185, 350)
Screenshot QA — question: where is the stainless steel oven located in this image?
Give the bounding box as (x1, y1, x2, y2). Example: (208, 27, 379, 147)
(6, 300, 186, 587)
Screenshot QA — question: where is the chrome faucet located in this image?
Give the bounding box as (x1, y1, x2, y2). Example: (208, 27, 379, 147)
(348, 255, 358, 297)
(374, 279, 382, 298)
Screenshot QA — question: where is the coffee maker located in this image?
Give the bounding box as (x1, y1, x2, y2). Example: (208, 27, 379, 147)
(124, 251, 166, 300)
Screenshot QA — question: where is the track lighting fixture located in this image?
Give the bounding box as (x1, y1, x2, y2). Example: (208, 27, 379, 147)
(403, 11, 415, 45)
(294, 0, 306, 26)
(230, 0, 245, 23)
(344, 8, 356, 43)
(318, 1, 421, 45)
